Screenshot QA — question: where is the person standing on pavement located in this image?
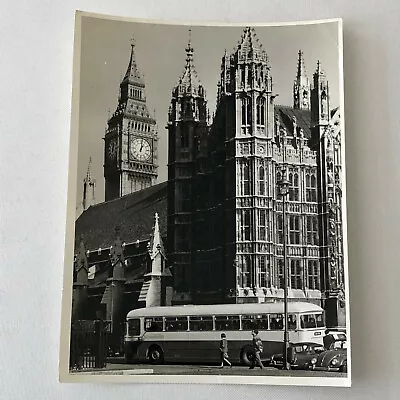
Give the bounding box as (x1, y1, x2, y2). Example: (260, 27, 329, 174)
(219, 333, 232, 368)
(249, 329, 264, 370)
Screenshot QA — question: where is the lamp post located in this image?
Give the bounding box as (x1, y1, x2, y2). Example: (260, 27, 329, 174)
(277, 171, 291, 370)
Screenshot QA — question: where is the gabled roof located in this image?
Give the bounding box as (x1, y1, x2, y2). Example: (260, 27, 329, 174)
(75, 181, 167, 252)
(274, 105, 312, 139)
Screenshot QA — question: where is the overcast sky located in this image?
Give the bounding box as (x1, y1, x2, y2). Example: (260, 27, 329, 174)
(75, 17, 340, 210)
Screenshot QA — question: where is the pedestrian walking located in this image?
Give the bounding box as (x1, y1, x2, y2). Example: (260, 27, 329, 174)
(249, 329, 264, 370)
(219, 333, 232, 368)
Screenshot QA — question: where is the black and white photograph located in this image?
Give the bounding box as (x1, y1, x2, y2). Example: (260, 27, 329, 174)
(59, 12, 350, 386)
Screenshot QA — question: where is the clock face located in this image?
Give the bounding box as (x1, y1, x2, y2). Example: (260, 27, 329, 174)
(108, 139, 117, 160)
(130, 138, 151, 162)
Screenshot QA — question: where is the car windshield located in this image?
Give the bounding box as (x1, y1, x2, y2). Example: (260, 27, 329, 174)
(331, 340, 347, 350)
(313, 345, 325, 353)
(294, 344, 325, 354)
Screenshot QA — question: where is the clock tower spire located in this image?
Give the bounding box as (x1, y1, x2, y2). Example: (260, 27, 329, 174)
(104, 36, 158, 202)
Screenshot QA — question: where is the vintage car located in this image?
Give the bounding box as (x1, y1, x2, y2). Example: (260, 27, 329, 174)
(310, 333, 348, 372)
(270, 342, 326, 370)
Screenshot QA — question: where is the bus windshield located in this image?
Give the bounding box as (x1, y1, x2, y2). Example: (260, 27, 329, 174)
(127, 319, 141, 336)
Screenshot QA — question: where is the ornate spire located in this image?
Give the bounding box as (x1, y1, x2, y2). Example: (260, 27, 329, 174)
(83, 157, 95, 211)
(175, 29, 205, 97)
(296, 50, 307, 80)
(122, 35, 144, 85)
(85, 157, 92, 181)
(149, 212, 166, 260)
(293, 50, 310, 110)
(234, 27, 269, 64)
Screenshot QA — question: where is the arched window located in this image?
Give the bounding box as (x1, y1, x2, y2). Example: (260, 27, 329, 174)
(290, 260, 303, 289)
(247, 68, 252, 86)
(258, 209, 266, 241)
(243, 210, 251, 241)
(243, 163, 250, 195)
(306, 216, 319, 245)
(241, 97, 252, 127)
(259, 166, 265, 195)
(289, 216, 300, 244)
(256, 97, 265, 126)
(308, 260, 320, 290)
(306, 174, 317, 202)
(289, 173, 299, 201)
(241, 67, 246, 87)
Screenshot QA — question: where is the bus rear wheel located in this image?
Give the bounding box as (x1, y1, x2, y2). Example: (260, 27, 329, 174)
(240, 346, 255, 366)
(148, 346, 164, 365)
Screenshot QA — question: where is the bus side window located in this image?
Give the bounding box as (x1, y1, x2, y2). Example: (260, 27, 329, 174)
(189, 316, 213, 331)
(215, 315, 240, 331)
(165, 317, 188, 332)
(144, 317, 163, 332)
(269, 314, 284, 330)
(241, 314, 268, 330)
(287, 314, 297, 330)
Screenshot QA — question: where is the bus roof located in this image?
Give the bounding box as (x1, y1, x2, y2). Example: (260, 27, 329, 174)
(126, 302, 323, 319)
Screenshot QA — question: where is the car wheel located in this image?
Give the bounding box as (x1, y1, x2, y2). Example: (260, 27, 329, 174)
(240, 345, 255, 366)
(339, 363, 347, 373)
(148, 345, 164, 365)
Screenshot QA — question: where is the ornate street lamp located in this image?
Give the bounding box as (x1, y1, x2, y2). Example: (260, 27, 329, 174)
(277, 171, 291, 370)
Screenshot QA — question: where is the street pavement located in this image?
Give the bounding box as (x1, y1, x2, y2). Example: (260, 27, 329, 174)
(71, 359, 346, 377)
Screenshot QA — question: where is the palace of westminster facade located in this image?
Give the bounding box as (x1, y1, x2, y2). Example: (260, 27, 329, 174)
(86, 26, 345, 327)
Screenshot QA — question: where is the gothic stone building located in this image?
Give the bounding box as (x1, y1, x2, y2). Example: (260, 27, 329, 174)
(167, 27, 345, 327)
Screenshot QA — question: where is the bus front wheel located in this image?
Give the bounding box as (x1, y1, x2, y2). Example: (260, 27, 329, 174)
(148, 346, 164, 365)
(240, 346, 255, 366)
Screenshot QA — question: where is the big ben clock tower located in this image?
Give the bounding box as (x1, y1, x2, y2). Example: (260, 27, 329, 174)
(104, 37, 158, 202)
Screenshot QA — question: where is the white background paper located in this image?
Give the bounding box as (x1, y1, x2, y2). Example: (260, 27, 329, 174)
(0, 0, 399, 398)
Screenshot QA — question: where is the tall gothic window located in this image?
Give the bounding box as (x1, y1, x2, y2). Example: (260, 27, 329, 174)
(241, 210, 251, 241)
(259, 256, 267, 287)
(256, 97, 265, 126)
(241, 67, 246, 87)
(289, 216, 300, 244)
(243, 163, 250, 195)
(247, 68, 252, 87)
(306, 174, 317, 202)
(306, 216, 319, 245)
(277, 259, 284, 289)
(258, 209, 267, 241)
(259, 166, 265, 195)
(308, 260, 320, 290)
(242, 255, 251, 287)
(290, 260, 303, 289)
(277, 214, 283, 244)
(241, 97, 252, 126)
(289, 173, 299, 201)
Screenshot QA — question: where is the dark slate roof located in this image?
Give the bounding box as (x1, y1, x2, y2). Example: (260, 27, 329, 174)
(75, 181, 167, 252)
(274, 105, 312, 139)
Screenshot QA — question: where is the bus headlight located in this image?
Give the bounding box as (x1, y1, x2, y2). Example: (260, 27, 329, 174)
(330, 358, 339, 366)
(311, 358, 317, 365)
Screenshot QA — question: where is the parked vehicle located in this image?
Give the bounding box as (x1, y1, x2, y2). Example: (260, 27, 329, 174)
(124, 302, 326, 365)
(310, 333, 348, 372)
(270, 342, 326, 369)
